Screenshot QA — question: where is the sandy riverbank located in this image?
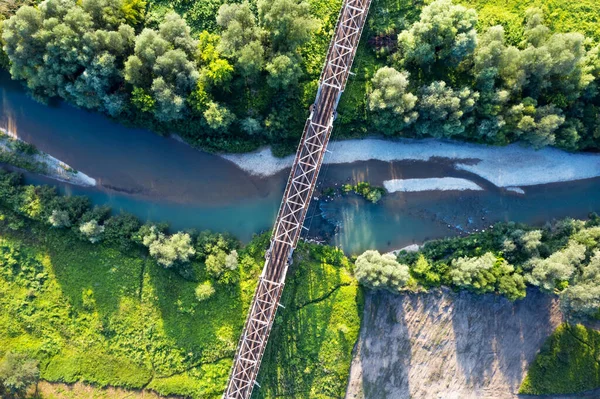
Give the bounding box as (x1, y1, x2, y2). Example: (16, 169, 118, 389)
(221, 138, 600, 189)
(0, 128, 96, 187)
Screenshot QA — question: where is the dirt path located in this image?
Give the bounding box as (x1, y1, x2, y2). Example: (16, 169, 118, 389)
(34, 381, 183, 399)
(345, 288, 571, 399)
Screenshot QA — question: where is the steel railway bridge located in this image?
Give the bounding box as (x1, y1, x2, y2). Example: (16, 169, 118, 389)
(223, 0, 372, 397)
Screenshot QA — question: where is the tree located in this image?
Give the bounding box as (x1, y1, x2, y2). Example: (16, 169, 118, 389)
(103, 213, 141, 249)
(368, 67, 418, 135)
(521, 8, 549, 48)
(131, 87, 155, 112)
(141, 226, 195, 267)
(507, 102, 565, 148)
(2, 0, 136, 114)
(48, 209, 71, 228)
(560, 251, 600, 317)
(195, 281, 215, 302)
(396, 0, 477, 71)
(416, 81, 479, 138)
(450, 252, 525, 299)
(450, 252, 498, 293)
(203, 101, 235, 130)
(257, 0, 318, 53)
(79, 219, 104, 243)
(216, 2, 262, 57)
(206, 249, 238, 279)
(266, 54, 303, 89)
(520, 230, 543, 255)
(196, 31, 234, 89)
(527, 241, 587, 291)
(355, 250, 410, 292)
(124, 12, 199, 121)
(225, 249, 238, 270)
(0, 352, 39, 398)
(216, 1, 264, 79)
(411, 254, 440, 287)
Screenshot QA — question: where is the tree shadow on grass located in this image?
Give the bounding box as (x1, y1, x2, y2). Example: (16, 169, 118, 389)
(44, 227, 144, 317)
(452, 288, 559, 396)
(145, 258, 245, 368)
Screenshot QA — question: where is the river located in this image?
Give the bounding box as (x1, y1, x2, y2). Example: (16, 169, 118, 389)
(2, 71, 600, 254)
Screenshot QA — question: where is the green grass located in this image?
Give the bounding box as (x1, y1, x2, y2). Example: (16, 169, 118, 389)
(458, 0, 600, 44)
(520, 323, 600, 395)
(0, 210, 361, 398)
(254, 244, 363, 398)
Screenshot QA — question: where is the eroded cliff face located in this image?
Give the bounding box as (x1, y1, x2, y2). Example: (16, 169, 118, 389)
(345, 288, 563, 399)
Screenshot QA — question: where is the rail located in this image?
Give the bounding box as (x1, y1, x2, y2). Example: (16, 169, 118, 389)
(223, 0, 372, 397)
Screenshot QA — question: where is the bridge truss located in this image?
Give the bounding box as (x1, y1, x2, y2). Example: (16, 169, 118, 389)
(223, 0, 372, 397)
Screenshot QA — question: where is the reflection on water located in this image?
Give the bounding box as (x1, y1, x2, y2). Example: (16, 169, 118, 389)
(2, 70, 600, 253)
(322, 177, 600, 254)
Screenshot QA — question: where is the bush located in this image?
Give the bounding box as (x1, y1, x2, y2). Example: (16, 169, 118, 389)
(195, 281, 215, 302)
(0, 352, 39, 398)
(355, 250, 411, 292)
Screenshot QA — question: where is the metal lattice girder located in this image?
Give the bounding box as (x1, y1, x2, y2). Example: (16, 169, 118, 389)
(273, 120, 331, 246)
(321, 0, 369, 91)
(223, 0, 372, 398)
(224, 278, 284, 399)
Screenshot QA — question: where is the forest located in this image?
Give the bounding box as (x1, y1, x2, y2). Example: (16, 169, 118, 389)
(0, 0, 599, 154)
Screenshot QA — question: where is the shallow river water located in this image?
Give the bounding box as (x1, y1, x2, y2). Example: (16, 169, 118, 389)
(2, 71, 600, 254)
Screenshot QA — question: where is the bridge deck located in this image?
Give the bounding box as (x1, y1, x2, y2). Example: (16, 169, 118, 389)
(223, 0, 372, 397)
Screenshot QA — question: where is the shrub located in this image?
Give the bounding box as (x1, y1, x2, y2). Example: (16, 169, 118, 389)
(0, 352, 39, 398)
(79, 220, 105, 243)
(355, 250, 411, 292)
(195, 281, 215, 302)
(48, 209, 71, 228)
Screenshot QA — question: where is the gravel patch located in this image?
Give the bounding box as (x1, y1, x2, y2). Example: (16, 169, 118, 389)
(383, 177, 483, 192)
(221, 138, 600, 188)
(0, 128, 96, 187)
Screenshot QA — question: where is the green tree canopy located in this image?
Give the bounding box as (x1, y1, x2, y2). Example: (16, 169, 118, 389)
(124, 12, 199, 121)
(355, 250, 410, 292)
(0, 352, 39, 398)
(368, 67, 418, 135)
(396, 0, 477, 71)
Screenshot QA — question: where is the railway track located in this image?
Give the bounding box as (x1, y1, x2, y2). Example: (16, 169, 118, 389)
(223, 0, 372, 397)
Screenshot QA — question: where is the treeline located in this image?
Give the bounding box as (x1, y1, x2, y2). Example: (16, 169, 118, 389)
(368, 0, 600, 151)
(0, 0, 321, 154)
(2, 0, 600, 153)
(355, 216, 600, 319)
(0, 168, 241, 293)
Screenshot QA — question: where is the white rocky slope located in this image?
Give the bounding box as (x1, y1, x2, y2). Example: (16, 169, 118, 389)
(345, 288, 565, 399)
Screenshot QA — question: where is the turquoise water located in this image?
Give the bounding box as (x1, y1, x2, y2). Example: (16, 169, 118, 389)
(2, 71, 600, 254)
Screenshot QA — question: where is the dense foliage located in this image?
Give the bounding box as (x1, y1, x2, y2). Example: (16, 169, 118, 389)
(367, 0, 600, 150)
(520, 323, 600, 395)
(341, 181, 386, 203)
(355, 215, 600, 318)
(0, 168, 240, 277)
(2, 0, 599, 155)
(0, 132, 45, 175)
(0, 0, 326, 154)
(0, 169, 361, 398)
(0, 352, 39, 398)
